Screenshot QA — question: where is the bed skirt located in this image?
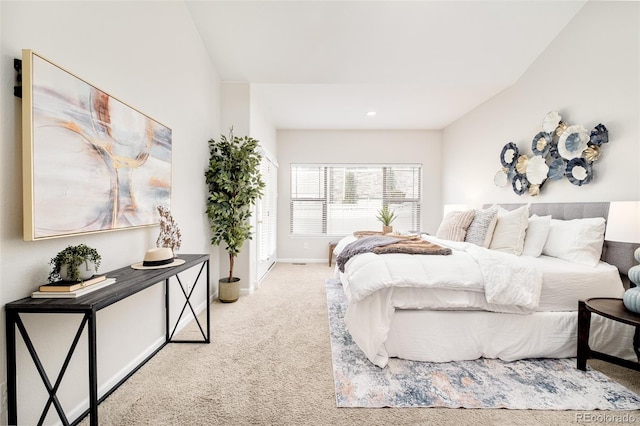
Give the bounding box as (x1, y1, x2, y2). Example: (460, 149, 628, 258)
(383, 309, 637, 364)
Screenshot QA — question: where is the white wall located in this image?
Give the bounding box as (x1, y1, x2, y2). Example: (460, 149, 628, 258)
(442, 1, 640, 205)
(250, 87, 277, 157)
(0, 2, 220, 424)
(277, 129, 442, 262)
(218, 83, 277, 292)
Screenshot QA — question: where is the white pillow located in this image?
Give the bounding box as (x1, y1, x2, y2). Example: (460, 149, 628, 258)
(465, 207, 498, 248)
(436, 210, 476, 241)
(542, 217, 606, 266)
(489, 205, 529, 255)
(522, 214, 551, 257)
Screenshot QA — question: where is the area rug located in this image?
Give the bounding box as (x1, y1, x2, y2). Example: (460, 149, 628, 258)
(325, 278, 640, 410)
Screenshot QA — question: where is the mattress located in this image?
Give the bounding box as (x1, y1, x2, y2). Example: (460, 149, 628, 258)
(530, 255, 624, 311)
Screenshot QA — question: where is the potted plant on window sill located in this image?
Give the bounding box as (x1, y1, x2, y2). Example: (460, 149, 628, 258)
(377, 205, 397, 234)
(205, 128, 265, 303)
(48, 244, 102, 283)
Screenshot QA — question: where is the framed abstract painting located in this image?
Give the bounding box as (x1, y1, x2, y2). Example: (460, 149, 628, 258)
(21, 49, 172, 241)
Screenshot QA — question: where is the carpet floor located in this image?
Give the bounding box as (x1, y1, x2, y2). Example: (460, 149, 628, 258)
(82, 263, 640, 425)
(326, 278, 640, 410)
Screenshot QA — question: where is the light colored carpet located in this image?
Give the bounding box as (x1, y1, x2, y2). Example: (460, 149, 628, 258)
(84, 262, 640, 425)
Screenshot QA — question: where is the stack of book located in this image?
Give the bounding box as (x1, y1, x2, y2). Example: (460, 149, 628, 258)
(31, 275, 117, 299)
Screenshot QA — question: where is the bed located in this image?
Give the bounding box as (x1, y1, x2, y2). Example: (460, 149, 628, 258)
(334, 202, 639, 368)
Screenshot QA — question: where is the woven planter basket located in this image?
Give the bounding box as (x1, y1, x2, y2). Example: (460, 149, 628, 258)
(219, 277, 240, 303)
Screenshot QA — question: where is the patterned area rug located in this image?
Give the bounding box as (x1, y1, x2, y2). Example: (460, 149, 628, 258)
(326, 279, 640, 410)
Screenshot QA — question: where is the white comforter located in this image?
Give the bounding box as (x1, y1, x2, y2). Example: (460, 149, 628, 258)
(338, 235, 543, 367)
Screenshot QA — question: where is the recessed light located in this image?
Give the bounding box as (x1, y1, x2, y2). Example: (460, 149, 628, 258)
(366, 111, 377, 116)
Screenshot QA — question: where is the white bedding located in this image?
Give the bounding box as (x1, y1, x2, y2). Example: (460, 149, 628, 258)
(337, 234, 625, 313)
(335, 233, 628, 367)
(341, 235, 543, 313)
(388, 255, 624, 312)
(531, 255, 625, 310)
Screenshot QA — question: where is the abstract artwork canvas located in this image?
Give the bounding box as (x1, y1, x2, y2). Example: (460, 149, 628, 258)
(22, 50, 172, 240)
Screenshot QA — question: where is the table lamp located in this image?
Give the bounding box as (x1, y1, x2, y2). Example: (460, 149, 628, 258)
(605, 201, 640, 313)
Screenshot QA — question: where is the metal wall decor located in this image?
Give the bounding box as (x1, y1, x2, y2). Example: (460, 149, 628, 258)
(494, 112, 609, 196)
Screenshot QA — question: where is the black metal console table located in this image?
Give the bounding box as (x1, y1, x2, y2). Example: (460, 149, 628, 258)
(5, 253, 210, 426)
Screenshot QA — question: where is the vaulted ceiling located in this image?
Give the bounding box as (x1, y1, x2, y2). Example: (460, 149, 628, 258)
(186, 1, 586, 130)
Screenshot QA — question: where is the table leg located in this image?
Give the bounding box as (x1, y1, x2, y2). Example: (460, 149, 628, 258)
(6, 310, 17, 426)
(206, 259, 210, 343)
(577, 300, 591, 371)
(167, 261, 210, 343)
(88, 311, 98, 426)
(165, 277, 170, 343)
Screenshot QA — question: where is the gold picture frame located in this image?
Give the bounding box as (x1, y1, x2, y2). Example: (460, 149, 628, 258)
(22, 49, 172, 241)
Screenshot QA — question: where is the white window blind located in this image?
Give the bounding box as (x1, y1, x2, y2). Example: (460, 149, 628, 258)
(290, 164, 422, 236)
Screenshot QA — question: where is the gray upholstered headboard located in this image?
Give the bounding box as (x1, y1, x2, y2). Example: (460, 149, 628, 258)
(483, 202, 638, 276)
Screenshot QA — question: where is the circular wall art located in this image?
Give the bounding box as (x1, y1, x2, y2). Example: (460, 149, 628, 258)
(511, 173, 529, 196)
(500, 142, 519, 169)
(495, 111, 608, 196)
(566, 157, 593, 186)
(558, 125, 589, 160)
(531, 132, 552, 157)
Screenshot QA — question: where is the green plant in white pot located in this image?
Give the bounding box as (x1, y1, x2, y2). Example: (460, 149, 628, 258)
(205, 128, 265, 303)
(48, 244, 102, 283)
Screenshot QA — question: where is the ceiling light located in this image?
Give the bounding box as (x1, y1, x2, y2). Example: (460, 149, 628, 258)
(366, 111, 376, 116)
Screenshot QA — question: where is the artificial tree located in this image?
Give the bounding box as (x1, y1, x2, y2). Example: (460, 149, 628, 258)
(205, 128, 265, 302)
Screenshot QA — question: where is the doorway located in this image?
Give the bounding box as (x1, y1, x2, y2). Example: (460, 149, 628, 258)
(256, 154, 277, 281)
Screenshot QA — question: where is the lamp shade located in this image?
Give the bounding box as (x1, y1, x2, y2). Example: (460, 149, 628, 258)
(605, 201, 640, 244)
(607, 202, 640, 310)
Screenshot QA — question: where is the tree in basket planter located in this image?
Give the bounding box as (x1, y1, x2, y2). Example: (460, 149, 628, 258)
(205, 128, 265, 303)
(48, 244, 102, 283)
(376, 205, 397, 234)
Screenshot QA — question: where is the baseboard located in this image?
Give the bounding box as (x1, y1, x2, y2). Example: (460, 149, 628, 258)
(276, 258, 327, 264)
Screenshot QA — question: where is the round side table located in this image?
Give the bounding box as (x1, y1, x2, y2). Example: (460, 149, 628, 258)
(577, 297, 640, 371)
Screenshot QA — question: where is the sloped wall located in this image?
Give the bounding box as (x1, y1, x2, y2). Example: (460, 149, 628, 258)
(442, 1, 639, 207)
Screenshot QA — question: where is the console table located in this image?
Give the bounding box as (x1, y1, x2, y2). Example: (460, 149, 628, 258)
(6, 253, 210, 426)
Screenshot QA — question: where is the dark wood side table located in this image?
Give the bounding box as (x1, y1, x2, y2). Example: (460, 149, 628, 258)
(577, 297, 640, 371)
(6, 254, 210, 426)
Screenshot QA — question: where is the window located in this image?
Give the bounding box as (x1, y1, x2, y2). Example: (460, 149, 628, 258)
(290, 164, 421, 236)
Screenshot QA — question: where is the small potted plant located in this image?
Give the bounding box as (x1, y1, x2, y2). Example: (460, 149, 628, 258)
(48, 244, 102, 283)
(376, 205, 396, 234)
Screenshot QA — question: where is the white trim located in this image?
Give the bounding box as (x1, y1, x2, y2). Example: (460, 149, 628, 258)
(277, 258, 327, 264)
(293, 162, 422, 168)
(258, 144, 279, 168)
